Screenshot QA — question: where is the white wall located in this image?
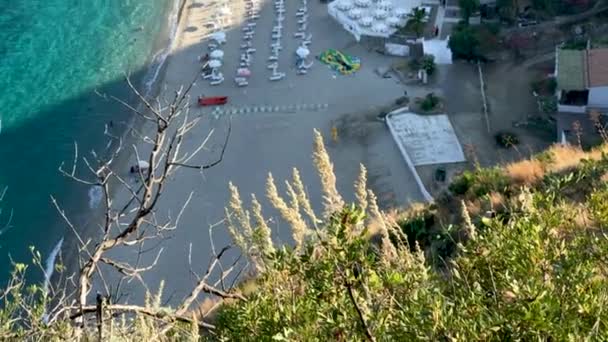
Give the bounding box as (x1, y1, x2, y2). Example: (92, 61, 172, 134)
(588, 86, 608, 108)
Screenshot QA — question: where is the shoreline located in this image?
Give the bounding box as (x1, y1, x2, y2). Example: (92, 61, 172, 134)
(50, 0, 192, 292)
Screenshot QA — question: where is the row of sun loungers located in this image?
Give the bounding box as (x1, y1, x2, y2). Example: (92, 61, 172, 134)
(294, 0, 313, 75)
(235, 0, 263, 86)
(268, 0, 286, 81)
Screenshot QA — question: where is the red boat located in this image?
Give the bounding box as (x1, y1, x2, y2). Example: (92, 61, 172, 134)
(198, 96, 228, 106)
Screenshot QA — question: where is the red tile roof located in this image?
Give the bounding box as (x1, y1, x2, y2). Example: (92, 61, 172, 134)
(587, 48, 608, 87)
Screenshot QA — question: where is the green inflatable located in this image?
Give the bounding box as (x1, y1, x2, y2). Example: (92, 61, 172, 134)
(318, 49, 361, 75)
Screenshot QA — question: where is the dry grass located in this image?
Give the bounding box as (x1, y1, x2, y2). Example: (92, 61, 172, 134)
(506, 159, 545, 186)
(488, 192, 507, 212)
(465, 199, 482, 217)
(504, 144, 608, 187)
(545, 144, 608, 173)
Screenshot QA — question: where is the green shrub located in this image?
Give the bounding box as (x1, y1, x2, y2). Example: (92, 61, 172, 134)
(449, 168, 509, 197)
(419, 93, 440, 112)
(420, 54, 436, 76)
(495, 131, 520, 148)
(397, 208, 435, 250)
(449, 171, 474, 195)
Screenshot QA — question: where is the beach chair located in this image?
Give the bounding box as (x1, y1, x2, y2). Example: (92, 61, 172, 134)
(294, 32, 305, 38)
(267, 62, 278, 69)
(268, 55, 279, 62)
(269, 73, 286, 81)
(300, 60, 314, 69)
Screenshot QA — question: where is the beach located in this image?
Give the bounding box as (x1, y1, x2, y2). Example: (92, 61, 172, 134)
(69, 0, 428, 303)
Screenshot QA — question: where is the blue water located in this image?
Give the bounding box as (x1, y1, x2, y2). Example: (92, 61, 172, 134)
(0, 0, 174, 282)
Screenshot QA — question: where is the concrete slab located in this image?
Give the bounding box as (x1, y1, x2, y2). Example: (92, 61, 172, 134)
(386, 111, 465, 166)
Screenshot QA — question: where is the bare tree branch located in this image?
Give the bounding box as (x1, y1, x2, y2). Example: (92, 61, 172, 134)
(68, 304, 215, 330)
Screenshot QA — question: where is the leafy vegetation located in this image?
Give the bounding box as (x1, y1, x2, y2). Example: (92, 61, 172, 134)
(4, 135, 608, 340)
(406, 7, 427, 38)
(495, 131, 520, 148)
(418, 93, 441, 112)
(448, 23, 482, 61)
(459, 0, 480, 21)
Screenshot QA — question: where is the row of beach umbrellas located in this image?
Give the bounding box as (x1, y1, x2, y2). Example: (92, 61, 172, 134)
(336, 0, 393, 9)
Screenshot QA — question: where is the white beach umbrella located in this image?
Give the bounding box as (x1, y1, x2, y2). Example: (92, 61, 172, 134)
(210, 49, 224, 59)
(373, 8, 388, 19)
(336, 0, 354, 10)
(355, 0, 371, 7)
(348, 8, 363, 19)
(209, 59, 222, 68)
(219, 7, 231, 15)
(137, 160, 150, 170)
(211, 31, 226, 44)
(377, 0, 393, 9)
(394, 8, 408, 18)
(372, 22, 389, 33)
(359, 16, 374, 26)
(296, 46, 310, 58)
(387, 16, 401, 26)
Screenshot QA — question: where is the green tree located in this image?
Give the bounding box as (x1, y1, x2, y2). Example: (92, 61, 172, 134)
(448, 23, 481, 60)
(420, 54, 436, 76)
(407, 7, 427, 38)
(459, 0, 480, 21)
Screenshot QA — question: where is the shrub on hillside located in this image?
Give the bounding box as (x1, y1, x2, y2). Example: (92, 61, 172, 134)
(495, 131, 520, 148)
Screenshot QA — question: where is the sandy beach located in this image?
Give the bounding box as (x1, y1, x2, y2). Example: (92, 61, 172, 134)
(76, 0, 430, 304)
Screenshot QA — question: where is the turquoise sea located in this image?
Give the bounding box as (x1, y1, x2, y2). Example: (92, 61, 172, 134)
(0, 0, 176, 283)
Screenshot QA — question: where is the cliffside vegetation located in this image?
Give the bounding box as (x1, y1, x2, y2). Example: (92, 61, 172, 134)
(3, 132, 608, 340)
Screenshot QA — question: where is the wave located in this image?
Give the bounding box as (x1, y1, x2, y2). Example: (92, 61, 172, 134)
(43, 237, 64, 295)
(88, 185, 103, 209)
(143, 0, 182, 93)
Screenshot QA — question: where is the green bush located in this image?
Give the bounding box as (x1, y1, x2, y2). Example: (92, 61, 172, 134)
(419, 93, 440, 112)
(495, 131, 520, 148)
(397, 208, 435, 250)
(449, 171, 474, 195)
(449, 168, 509, 197)
(420, 54, 436, 76)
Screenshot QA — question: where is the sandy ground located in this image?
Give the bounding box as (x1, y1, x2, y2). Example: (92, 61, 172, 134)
(92, 0, 428, 303)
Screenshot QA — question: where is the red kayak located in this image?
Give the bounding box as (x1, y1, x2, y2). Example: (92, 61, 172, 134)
(198, 96, 228, 106)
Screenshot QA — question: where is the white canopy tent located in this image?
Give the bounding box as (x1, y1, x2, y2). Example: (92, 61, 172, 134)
(328, 0, 422, 41)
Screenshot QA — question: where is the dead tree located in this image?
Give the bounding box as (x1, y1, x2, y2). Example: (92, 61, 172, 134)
(48, 78, 245, 336)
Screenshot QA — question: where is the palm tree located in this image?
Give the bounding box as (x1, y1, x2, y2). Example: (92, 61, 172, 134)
(407, 7, 427, 38)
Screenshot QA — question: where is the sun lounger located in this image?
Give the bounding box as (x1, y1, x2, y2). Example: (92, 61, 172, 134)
(210, 78, 224, 86)
(267, 62, 278, 69)
(269, 73, 285, 81)
(294, 32, 305, 38)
